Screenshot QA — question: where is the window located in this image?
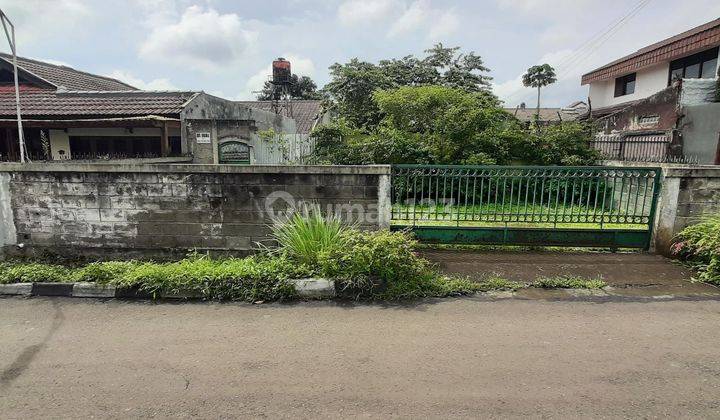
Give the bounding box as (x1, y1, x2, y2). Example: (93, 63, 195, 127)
(614, 73, 636, 97)
(668, 47, 719, 84)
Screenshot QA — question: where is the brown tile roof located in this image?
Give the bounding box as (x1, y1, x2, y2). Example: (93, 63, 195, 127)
(0, 86, 197, 117)
(236, 100, 323, 133)
(0, 53, 137, 91)
(581, 18, 720, 85)
(505, 107, 579, 122)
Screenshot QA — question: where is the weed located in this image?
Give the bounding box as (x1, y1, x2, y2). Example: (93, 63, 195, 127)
(532, 276, 606, 289)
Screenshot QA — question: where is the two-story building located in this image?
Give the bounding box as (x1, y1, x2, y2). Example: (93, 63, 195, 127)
(581, 18, 720, 164)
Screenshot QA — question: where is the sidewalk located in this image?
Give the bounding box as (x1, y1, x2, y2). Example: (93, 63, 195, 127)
(422, 249, 720, 298)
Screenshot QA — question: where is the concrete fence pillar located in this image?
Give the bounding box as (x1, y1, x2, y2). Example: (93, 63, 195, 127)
(0, 173, 17, 250)
(377, 172, 392, 229)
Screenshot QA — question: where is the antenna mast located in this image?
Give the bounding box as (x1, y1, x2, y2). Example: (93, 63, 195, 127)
(0, 8, 26, 163)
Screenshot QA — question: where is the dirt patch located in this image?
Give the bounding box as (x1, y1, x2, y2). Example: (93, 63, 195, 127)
(422, 249, 719, 294)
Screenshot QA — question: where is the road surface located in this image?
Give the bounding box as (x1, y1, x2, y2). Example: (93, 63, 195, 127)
(1, 296, 720, 418)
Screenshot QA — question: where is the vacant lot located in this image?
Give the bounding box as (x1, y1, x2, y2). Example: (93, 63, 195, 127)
(2, 296, 720, 418)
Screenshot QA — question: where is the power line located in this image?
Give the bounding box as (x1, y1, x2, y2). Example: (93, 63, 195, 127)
(500, 0, 652, 106)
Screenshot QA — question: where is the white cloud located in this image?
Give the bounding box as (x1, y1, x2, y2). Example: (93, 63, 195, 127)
(138, 5, 258, 72)
(388, 1, 429, 36)
(106, 70, 179, 91)
(337, 0, 402, 25)
(1, 0, 91, 43)
(238, 55, 316, 100)
(427, 9, 460, 40)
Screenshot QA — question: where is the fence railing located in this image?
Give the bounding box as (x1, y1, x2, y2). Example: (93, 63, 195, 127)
(391, 165, 662, 230)
(0, 152, 189, 162)
(589, 134, 698, 164)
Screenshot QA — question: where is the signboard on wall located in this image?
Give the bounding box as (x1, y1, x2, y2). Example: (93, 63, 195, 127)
(196, 132, 211, 144)
(219, 141, 251, 164)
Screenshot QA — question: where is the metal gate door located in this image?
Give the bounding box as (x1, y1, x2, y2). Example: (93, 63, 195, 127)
(390, 165, 662, 249)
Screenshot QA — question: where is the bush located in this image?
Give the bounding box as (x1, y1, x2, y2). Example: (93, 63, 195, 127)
(0, 262, 71, 284)
(113, 254, 310, 301)
(672, 216, 720, 285)
(71, 261, 140, 283)
(269, 205, 351, 267)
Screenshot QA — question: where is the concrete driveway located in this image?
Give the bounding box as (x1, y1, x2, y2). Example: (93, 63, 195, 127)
(2, 296, 720, 418)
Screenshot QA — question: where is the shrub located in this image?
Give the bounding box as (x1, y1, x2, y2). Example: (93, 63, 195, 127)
(71, 261, 140, 283)
(532, 276, 606, 289)
(269, 205, 351, 267)
(672, 216, 720, 285)
(113, 254, 310, 301)
(0, 262, 71, 284)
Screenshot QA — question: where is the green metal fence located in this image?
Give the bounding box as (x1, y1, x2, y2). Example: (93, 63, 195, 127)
(390, 165, 662, 248)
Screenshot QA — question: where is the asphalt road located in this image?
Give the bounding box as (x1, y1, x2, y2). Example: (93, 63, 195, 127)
(2, 296, 720, 419)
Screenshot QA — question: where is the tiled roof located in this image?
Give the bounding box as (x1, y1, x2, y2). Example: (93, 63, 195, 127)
(581, 18, 720, 85)
(0, 86, 197, 117)
(0, 53, 137, 91)
(236, 100, 323, 133)
(505, 107, 579, 122)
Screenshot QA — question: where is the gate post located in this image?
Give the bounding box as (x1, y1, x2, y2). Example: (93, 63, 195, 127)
(377, 167, 392, 229)
(651, 170, 679, 256)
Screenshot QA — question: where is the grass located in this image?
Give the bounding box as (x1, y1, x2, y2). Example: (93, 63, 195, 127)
(391, 203, 648, 230)
(531, 276, 607, 289)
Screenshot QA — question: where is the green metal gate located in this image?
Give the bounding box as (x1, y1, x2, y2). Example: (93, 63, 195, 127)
(390, 165, 662, 249)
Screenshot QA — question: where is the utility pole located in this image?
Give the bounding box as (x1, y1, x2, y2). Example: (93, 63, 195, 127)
(0, 9, 26, 163)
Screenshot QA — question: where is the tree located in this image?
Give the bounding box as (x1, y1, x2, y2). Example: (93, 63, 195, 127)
(522, 64, 557, 118)
(322, 44, 493, 129)
(257, 74, 321, 100)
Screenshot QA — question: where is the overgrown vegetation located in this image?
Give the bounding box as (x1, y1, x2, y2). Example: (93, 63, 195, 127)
(0, 212, 612, 300)
(672, 216, 720, 285)
(311, 45, 598, 167)
(532, 276, 606, 289)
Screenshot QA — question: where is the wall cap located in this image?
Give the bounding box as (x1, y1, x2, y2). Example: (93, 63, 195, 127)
(0, 163, 392, 175)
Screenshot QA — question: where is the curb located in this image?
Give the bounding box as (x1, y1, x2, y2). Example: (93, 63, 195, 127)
(0, 278, 338, 300)
(292, 278, 336, 299)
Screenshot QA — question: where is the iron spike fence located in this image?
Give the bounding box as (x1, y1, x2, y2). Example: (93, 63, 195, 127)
(390, 165, 662, 249)
(589, 134, 699, 164)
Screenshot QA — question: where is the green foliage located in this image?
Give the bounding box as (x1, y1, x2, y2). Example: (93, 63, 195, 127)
(312, 85, 597, 166)
(0, 262, 70, 284)
(323, 44, 493, 129)
(673, 216, 720, 285)
(269, 205, 351, 267)
(532, 276, 606, 289)
(71, 261, 139, 283)
(522, 64, 557, 89)
(115, 254, 307, 301)
(475, 276, 525, 292)
(257, 74, 321, 100)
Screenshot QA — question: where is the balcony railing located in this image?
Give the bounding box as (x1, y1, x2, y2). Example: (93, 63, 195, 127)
(589, 134, 698, 164)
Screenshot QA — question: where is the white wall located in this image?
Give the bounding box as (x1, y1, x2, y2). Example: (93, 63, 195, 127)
(588, 48, 720, 109)
(588, 62, 670, 109)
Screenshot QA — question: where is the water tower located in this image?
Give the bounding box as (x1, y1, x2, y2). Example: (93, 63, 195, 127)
(269, 58, 293, 117)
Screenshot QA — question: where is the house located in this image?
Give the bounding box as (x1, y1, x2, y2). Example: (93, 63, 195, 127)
(581, 18, 720, 164)
(504, 101, 588, 125)
(0, 54, 322, 164)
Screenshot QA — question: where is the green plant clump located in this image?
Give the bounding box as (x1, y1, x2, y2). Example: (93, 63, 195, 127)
(532, 276, 606, 289)
(672, 216, 720, 285)
(0, 262, 71, 284)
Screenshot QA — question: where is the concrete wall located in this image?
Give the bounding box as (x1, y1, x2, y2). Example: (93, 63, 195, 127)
(652, 166, 720, 255)
(182, 93, 310, 165)
(681, 103, 720, 164)
(0, 163, 391, 257)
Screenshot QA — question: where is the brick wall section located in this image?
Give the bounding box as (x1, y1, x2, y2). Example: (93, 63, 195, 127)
(652, 166, 720, 255)
(0, 164, 391, 256)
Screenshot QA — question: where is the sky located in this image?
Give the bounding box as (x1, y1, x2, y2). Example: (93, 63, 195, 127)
(2, 0, 720, 107)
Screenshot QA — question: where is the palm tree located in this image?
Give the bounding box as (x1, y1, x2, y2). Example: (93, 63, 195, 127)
(522, 64, 557, 119)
